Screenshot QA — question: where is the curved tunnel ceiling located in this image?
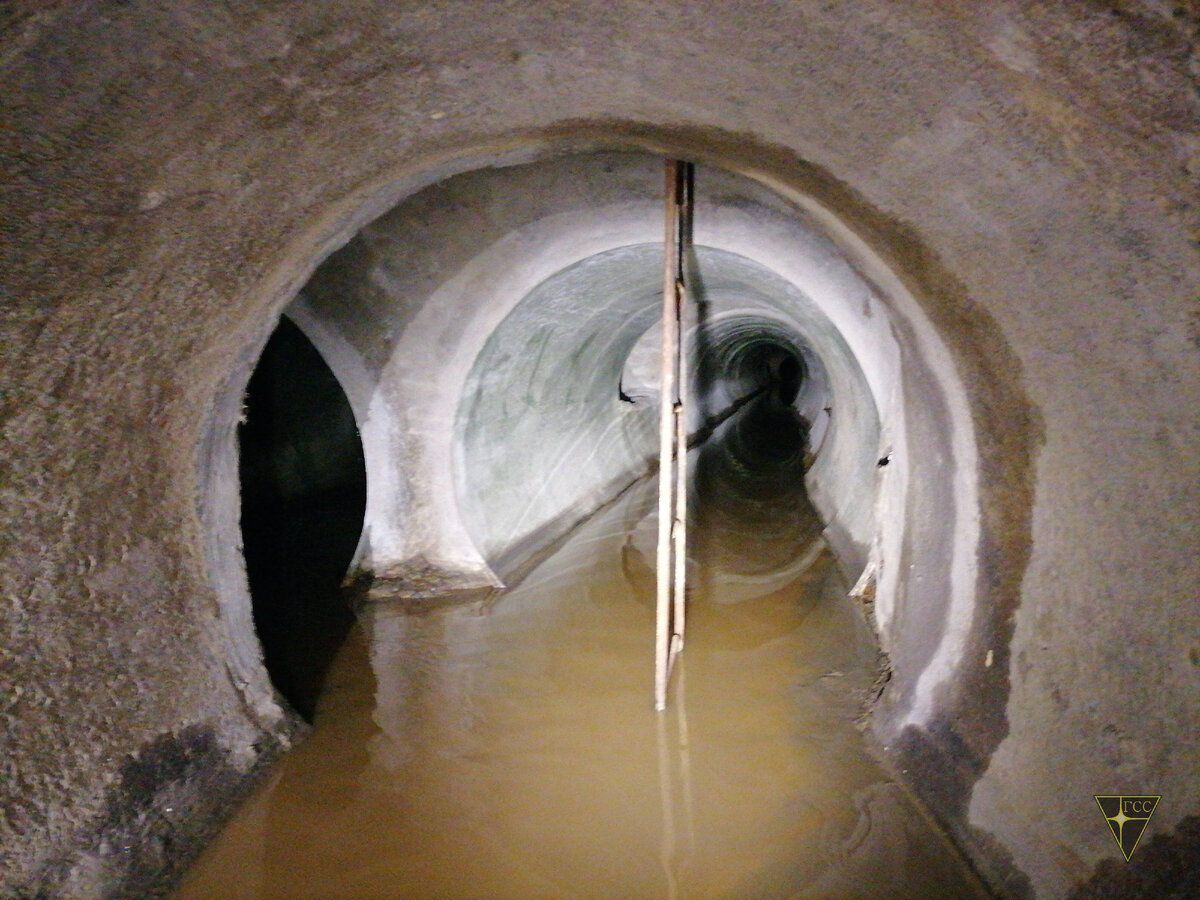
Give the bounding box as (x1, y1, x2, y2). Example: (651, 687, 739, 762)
(454, 242, 874, 583)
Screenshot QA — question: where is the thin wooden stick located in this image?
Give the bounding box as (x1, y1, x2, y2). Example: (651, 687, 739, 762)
(654, 160, 681, 712)
(672, 382, 687, 652)
(656, 160, 694, 711)
(673, 164, 693, 654)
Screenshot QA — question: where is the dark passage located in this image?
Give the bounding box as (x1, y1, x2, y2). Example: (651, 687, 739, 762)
(238, 316, 367, 720)
(693, 390, 816, 578)
(691, 331, 818, 580)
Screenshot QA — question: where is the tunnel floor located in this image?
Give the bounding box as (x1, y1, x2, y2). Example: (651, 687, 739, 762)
(175, 438, 990, 898)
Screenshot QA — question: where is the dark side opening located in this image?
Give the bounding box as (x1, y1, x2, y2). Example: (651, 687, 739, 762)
(238, 316, 367, 720)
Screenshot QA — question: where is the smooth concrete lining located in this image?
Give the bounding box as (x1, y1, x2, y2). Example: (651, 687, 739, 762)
(207, 149, 958, 726)
(454, 244, 661, 570)
(211, 144, 1001, 893)
(454, 242, 869, 579)
(255, 148, 984, 748)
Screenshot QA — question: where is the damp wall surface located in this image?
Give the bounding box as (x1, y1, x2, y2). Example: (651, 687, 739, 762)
(1, 2, 1198, 898)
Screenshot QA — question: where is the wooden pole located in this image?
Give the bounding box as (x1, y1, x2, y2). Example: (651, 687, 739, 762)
(671, 163, 693, 659)
(654, 161, 679, 712)
(655, 160, 693, 711)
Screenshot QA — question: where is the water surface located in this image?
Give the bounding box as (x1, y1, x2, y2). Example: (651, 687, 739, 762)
(175, 468, 988, 899)
(180, 393, 991, 898)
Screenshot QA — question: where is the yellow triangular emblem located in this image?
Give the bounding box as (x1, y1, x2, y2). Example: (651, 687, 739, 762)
(1094, 795, 1160, 861)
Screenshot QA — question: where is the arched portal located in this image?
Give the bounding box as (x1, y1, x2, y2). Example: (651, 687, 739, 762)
(268, 150, 982, 744)
(237, 316, 366, 720)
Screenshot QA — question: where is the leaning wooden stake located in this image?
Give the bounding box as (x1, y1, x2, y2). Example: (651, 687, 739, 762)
(655, 160, 693, 712)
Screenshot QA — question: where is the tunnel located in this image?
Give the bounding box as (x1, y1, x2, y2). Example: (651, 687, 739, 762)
(2, 2, 1198, 899)
(271, 155, 933, 612)
(177, 150, 973, 895)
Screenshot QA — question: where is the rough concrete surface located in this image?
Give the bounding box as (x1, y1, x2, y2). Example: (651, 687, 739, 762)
(1, 1, 1197, 897)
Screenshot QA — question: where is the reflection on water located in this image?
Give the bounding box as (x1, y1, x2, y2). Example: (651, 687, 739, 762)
(175, 400, 989, 900)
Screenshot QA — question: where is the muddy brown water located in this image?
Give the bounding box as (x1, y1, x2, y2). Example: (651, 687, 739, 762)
(176, 408, 991, 899)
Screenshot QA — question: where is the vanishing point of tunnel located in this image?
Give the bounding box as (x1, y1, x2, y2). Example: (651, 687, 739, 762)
(1, 3, 1198, 899)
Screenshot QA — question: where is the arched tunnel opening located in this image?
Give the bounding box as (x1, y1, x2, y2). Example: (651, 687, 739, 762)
(237, 316, 366, 721)
(452, 238, 881, 590)
(179, 149, 996, 898)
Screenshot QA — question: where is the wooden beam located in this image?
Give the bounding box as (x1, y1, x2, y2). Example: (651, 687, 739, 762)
(655, 160, 693, 711)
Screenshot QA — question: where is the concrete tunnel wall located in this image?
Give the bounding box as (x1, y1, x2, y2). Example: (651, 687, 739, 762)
(1, 2, 1198, 898)
(285, 155, 900, 590)
(451, 240, 879, 579)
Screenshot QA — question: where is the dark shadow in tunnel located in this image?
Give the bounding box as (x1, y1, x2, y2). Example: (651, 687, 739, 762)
(776, 355, 803, 405)
(691, 386, 822, 580)
(238, 316, 366, 721)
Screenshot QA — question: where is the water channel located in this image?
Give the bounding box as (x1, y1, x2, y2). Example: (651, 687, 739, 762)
(175, 395, 991, 899)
